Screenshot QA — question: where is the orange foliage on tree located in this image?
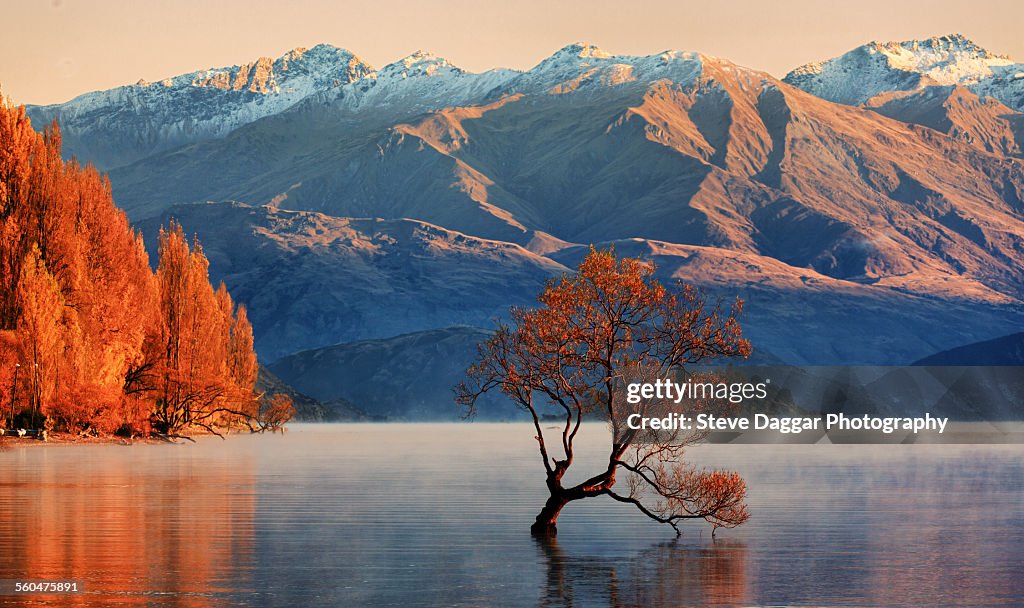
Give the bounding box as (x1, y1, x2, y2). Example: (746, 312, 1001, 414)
(457, 247, 751, 536)
(0, 97, 288, 437)
(147, 223, 263, 436)
(251, 393, 296, 434)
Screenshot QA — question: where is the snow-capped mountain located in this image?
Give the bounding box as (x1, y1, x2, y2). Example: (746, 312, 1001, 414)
(25, 42, 757, 170)
(20, 39, 1024, 369)
(500, 42, 705, 94)
(318, 50, 519, 112)
(105, 40, 1024, 303)
(784, 34, 1024, 110)
(26, 44, 374, 169)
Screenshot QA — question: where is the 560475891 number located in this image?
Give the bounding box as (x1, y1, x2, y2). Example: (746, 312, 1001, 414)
(2, 580, 82, 594)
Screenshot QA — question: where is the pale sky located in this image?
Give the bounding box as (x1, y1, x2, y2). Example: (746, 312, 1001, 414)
(3, 0, 1023, 105)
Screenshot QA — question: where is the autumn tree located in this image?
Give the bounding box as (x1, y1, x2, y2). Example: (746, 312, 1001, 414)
(250, 393, 296, 434)
(0, 102, 37, 330)
(148, 222, 262, 436)
(0, 94, 163, 433)
(457, 248, 752, 536)
(0, 331, 20, 428)
(15, 245, 63, 426)
(0, 96, 277, 437)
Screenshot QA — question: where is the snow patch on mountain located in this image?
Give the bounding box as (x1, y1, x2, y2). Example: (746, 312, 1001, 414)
(503, 42, 711, 95)
(785, 34, 1024, 110)
(325, 50, 519, 112)
(26, 44, 374, 169)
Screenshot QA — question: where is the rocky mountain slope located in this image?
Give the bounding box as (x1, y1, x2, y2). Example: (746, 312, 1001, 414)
(862, 85, 1023, 157)
(137, 198, 1021, 367)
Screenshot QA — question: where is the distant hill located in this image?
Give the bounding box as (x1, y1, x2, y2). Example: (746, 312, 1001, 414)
(269, 325, 788, 421)
(255, 366, 367, 421)
(913, 332, 1024, 365)
(137, 202, 567, 361)
(268, 326, 521, 421)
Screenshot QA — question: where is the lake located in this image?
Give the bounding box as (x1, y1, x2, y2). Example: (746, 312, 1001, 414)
(1, 423, 1022, 606)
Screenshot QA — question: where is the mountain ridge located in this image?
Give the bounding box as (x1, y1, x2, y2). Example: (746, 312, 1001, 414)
(23, 42, 763, 170)
(26, 44, 374, 169)
(28, 34, 1024, 173)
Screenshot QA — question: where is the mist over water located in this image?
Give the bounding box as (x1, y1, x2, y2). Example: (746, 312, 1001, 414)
(1, 423, 1022, 606)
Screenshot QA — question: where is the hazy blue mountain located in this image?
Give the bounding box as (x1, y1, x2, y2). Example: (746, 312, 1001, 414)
(269, 326, 516, 420)
(913, 332, 1024, 365)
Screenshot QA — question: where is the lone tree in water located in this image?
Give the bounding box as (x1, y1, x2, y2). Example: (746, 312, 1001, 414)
(456, 248, 752, 536)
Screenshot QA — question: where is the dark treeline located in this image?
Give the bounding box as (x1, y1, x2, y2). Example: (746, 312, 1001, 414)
(0, 98, 291, 437)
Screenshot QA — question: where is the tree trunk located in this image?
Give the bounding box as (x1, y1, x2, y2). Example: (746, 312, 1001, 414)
(531, 491, 570, 536)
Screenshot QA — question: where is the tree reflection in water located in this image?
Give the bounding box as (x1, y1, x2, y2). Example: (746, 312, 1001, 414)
(536, 536, 749, 607)
(0, 453, 255, 607)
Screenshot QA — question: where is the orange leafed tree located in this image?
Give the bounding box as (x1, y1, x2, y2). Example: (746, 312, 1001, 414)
(0, 96, 283, 436)
(457, 248, 752, 536)
(1, 96, 163, 433)
(148, 222, 263, 436)
(16, 245, 64, 426)
(251, 393, 296, 434)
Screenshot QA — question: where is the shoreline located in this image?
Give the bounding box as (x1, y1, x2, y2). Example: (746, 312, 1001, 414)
(0, 432, 224, 448)
(4, 420, 1024, 450)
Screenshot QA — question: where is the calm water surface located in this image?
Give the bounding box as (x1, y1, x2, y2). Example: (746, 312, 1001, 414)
(1, 423, 1022, 607)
